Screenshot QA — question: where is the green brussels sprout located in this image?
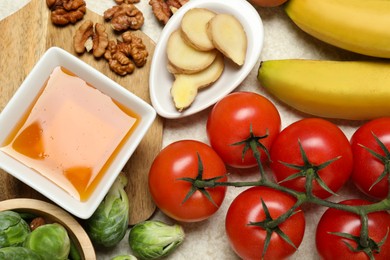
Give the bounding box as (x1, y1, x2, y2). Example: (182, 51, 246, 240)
(24, 223, 70, 260)
(68, 239, 82, 260)
(0, 247, 42, 260)
(111, 255, 137, 260)
(0, 210, 30, 248)
(128, 221, 185, 260)
(85, 173, 129, 247)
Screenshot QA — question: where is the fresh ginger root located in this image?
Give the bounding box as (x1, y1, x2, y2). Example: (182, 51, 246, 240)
(180, 8, 216, 51)
(207, 13, 247, 66)
(166, 8, 247, 112)
(167, 29, 218, 74)
(171, 53, 224, 111)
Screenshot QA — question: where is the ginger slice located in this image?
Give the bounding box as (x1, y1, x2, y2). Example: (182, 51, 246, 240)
(171, 53, 224, 111)
(167, 29, 218, 74)
(167, 61, 181, 74)
(180, 8, 216, 51)
(207, 14, 247, 66)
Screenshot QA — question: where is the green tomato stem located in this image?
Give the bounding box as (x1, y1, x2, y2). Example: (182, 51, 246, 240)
(360, 214, 369, 248)
(186, 126, 390, 258)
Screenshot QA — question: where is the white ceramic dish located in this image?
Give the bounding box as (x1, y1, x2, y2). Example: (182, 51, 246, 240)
(0, 47, 156, 219)
(149, 0, 264, 119)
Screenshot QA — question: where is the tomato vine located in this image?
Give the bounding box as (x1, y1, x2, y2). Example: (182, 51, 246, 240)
(180, 126, 390, 259)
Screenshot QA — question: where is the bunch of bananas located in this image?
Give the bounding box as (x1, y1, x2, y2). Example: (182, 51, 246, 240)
(258, 0, 390, 120)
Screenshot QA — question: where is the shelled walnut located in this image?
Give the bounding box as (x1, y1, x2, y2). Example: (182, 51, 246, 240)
(104, 32, 148, 76)
(46, 0, 86, 25)
(73, 20, 94, 53)
(115, 0, 140, 4)
(104, 40, 136, 76)
(149, 0, 189, 25)
(73, 20, 109, 58)
(104, 4, 144, 31)
(122, 31, 148, 67)
(93, 24, 110, 58)
(30, 217, 46, 231)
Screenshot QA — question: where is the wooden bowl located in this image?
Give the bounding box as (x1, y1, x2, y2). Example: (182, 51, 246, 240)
(0, 198, 96, 260)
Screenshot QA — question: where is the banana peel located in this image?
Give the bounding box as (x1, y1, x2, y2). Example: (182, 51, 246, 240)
(285, 0, 390, 58)
(257, 59, 390, 120)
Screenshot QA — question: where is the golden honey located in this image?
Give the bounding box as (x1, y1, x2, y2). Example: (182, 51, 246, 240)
(1, 66, 139, 201)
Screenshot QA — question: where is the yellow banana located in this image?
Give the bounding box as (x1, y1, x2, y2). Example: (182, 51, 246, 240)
(257, 59, 390, 120)
(285, 0, 390, 58)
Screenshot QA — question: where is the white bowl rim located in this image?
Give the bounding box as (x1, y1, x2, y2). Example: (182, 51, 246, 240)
(0, 47, 156, 219)
(149, 0, 264, 119)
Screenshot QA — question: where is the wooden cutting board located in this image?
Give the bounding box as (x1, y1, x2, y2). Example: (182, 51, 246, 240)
(0, 0, 163, 225)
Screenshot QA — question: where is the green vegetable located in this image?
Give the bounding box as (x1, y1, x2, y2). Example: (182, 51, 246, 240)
(85, 173, 129, 247)
(111, 255, 138, 260)
(24, 223, 70, 260)
(0, 210, 30, 248)
(68, 239, 82, 260)
(128, 221, 185, 260)
(0, 247, 42, 260)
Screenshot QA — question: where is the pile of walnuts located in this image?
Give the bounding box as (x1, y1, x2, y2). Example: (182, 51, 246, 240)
(73, 17, 148, 76)
(46, 0, 148, 76)
(46, 0, 190, 76)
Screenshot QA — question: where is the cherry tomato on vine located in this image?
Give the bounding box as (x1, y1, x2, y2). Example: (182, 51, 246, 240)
(225, 186, 305, 260)
(316, 199, 390, 260)
(269, 118, 353, 199)
(207, 92, 281, 169)
(350, 117, 390, 199)
(148, 140, 227, 222)
(249, 0, 288, 7)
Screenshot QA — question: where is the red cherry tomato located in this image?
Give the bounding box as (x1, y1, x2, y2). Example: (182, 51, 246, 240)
(269, 118, 353, 199)
(316, 199, 390, 260)
(225, 186, 305, 260)
(207, 92, 281, 169)
(148, 140, 227, 222)
(350, 117, 390, 199)
(249, 0, 288, 7)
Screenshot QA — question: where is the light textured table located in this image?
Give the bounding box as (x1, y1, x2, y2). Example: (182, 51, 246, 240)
(0, 1, 363, 259)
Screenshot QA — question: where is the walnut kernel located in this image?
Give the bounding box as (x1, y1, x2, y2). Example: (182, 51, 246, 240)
(103, 32, 148, 76)
(73, 21, 109, 58)
(122, 31, 148, 67)
(104, 4, 144, 31)
(48, 0, 86, 26)
(149, 0, 188, 25)
(104, 40, 136, 76)
(92, 23, 109, 58)
(30, 217, 46, 231)
(73, 20, 94, 54)
(115, 0, 140, 4)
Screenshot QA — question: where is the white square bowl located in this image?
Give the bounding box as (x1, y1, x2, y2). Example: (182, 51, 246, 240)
(0, 47, 156, 219)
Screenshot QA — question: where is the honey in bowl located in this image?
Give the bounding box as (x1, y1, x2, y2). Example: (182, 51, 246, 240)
(0, 66, 139, 202)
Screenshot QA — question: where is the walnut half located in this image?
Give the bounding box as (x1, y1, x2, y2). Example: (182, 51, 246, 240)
(104, 40, 136, 76)
(73, 20, 109, 58)
(115, 0, 140, 4)
(47, 0, 86, 26)
(92, 23, 109, 58)
(122, 31, 148, 67)
(104, 32, 148, 76)
(73, 20, 94, 54)
(104, 4, 144, 32)
(149, 0, 189, 25)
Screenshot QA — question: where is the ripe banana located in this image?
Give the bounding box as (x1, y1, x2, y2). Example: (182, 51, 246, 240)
(285, 0, 390, 58)
(257, 59, 390, 120)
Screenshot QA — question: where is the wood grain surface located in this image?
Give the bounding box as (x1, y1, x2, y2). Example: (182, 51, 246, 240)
(0, 0, 162, 225)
